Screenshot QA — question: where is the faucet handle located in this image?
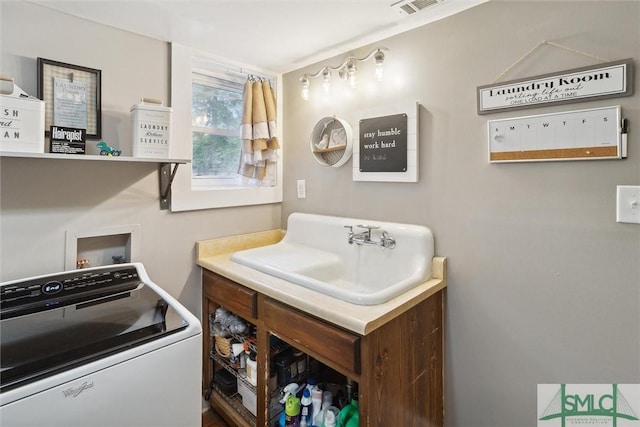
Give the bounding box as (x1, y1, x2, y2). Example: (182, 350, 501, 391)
(356, 224, 379, 238)
(356, 224, 380, 230)
(344, 225, 354, 244)
(381, 231, 396, 249)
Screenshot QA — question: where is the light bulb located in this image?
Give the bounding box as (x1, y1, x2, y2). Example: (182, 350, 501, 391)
(374, 50, 385, 82)
(375, 63, 384, 81)
(346, 60, 357, 88)
(300, 75, 310, 101)
(322, 68, 331, 93)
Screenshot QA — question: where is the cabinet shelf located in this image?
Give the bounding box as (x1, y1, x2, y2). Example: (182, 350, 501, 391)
(312, 144, 347, 154)
(210, 351, 257, 394)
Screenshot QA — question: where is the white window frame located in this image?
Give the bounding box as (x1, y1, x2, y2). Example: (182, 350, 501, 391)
(170, 43, 283, 212)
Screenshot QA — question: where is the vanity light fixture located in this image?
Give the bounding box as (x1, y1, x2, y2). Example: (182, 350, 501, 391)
(300, 47, 388, 100)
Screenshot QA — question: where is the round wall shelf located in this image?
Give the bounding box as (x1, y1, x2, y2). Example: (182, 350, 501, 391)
(309, 116, 353, 167)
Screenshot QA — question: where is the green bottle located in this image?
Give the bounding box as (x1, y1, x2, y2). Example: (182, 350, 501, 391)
(338, 392, 359, 427)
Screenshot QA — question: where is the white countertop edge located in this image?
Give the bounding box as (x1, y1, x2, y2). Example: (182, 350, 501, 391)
(198, 252, 446, 335)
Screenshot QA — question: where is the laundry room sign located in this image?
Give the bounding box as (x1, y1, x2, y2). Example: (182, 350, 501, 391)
(477, 58, 634, 114)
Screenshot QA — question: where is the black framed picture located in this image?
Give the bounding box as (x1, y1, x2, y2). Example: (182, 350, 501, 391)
(37, 58, 102, 139)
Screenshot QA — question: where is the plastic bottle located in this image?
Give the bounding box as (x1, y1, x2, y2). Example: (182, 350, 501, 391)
(285, 394, 301, 427)
(315, 391, 332, 427)
(310, 386, 323, 426)
(300, 388, 313, 426)
(322, 406, 340, 427)
(338, 392, 359, 427)
(306, 378, 319, 394)
(276, 350, 293, 387)
(294, 350, 306, 378)
(245, 351, 257, 386)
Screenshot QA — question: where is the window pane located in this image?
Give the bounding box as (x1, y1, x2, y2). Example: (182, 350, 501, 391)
(191, 79, 244, 179)
(192, 132, 241, 177)
(191, 82, 242, 131)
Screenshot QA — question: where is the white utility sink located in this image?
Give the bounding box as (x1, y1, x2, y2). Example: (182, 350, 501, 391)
(230, 213, 434, 305)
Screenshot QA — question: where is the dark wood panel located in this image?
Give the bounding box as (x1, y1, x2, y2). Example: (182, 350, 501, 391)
(209, 392, 252, 427)
(361, 290, 443, 426)
(202, 298, 216, 397)
(202, 408, 230, 427)
(203, 270, 257, 320)
(262, 298, 361, 376)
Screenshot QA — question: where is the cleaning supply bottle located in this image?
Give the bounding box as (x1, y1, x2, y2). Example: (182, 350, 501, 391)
(306, 378, 319, 394)
(322, 406, 340, 427)
(310, 386, 323, 426)
(245, 351, 257, 386)
(300, 388, 313, 426)
(285, 394, 301, 427)
(315, 391, 332, 426)
(338, 391, 359, 427)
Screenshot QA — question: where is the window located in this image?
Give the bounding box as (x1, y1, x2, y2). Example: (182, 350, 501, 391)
(191, 73, 244, 188)
(170, 44, 282, 211)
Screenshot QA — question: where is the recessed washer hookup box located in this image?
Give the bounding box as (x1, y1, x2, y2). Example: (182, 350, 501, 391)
(0, 78, 45, 153)
(131, 98, 171, 159)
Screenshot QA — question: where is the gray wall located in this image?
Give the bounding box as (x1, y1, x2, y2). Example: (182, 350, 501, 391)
(0, 1, 281, 316)
(282, 1, 639, 426)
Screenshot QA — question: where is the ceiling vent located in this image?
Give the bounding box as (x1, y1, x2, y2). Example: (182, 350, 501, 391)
(391, 0, 445, 15)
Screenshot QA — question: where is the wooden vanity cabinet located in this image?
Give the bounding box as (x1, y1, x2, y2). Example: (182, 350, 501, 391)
(202, 269, 444, 426)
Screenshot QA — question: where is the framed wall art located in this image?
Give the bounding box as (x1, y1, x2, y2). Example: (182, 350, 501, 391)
(353, 101, 419, 182)
(37, 58, 102, 139)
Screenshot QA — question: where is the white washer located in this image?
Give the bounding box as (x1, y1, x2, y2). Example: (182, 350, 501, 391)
(0, 263, 202, 427)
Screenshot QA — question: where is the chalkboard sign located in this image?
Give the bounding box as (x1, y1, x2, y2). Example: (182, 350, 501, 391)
(359, 113, 408, 172)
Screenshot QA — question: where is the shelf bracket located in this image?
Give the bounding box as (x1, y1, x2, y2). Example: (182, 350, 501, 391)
(159, 162, 180, 210)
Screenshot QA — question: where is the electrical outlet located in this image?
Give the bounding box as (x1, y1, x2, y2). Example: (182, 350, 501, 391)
(296, 180, 306, 199)
(616, 185, 640, 224)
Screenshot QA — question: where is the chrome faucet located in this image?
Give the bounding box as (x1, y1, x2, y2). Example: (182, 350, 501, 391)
(344, 224, 396, 249)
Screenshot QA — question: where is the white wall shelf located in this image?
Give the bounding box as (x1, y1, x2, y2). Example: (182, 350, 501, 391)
(0, 151, 189, 164)
(0, 151, 190, 210)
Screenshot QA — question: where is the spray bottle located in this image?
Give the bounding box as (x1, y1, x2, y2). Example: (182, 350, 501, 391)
(285, 394, 301, 427)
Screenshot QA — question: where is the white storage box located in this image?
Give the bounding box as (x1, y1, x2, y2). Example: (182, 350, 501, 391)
(237, 378, 257, 416)
(0, 78, 45, 153)
(131, 98, 171, 158)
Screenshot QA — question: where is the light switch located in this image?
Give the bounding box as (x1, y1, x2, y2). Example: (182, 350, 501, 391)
(296, 179, 306, 199)
(616, 185, 640, 224)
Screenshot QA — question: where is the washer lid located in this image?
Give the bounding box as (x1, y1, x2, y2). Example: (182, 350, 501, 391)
(0, 266, 188, 393)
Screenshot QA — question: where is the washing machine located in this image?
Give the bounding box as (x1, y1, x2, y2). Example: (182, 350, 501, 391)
(0, 263, 202, 427)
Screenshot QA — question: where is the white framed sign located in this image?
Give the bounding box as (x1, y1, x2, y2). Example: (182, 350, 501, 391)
(477, 58, 633, 115)
(353, 101, 419, 182)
